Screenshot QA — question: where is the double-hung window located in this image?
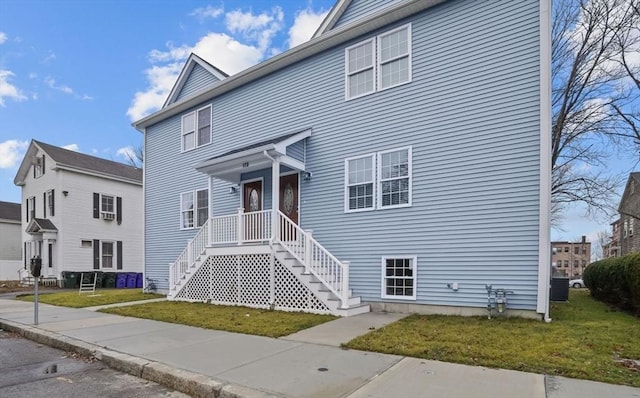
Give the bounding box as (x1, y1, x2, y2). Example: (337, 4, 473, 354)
(101, 194, 114, 214)
(381, 256, 417, 300)
(345, 147, 412, 212)
(102, 242, 114, 268)
(345, 154, 375, 211)
(345, 24, 411, 100)
(182, 105, 211, 152)
(181, 189, 208, 229)
(46, 190, 55, 217)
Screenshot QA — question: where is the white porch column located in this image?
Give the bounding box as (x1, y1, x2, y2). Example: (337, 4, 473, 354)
(271, 156, 280, 240)
(42, 238, 49, 275)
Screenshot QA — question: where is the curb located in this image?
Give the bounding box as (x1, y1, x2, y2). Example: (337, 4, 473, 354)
(0, 319, 285, 398)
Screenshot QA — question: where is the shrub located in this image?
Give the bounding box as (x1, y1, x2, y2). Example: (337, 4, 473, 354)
(583, 253, 640, 314)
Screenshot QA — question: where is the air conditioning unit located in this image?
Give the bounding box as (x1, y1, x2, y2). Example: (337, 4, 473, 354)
(101, 212, 115, 221)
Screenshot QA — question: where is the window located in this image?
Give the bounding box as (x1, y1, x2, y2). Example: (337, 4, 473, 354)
(378, 26, 411, 90)
(624, 220, 628, 237)
(345, 24, 411, 99)
(181, 189, 208, 229)
(582, 260, 587, 266)
(630, 218, 634, 236)
(564, 260, 569, 267)
(345, 154, 375, 211)
(182, 105, 211, 152)
(346, 39, 375, 98)
(345, 147, 412, 213)
(378, 148, 411, 208)
(381, 256, 417, 300)
(101, 194, 114, 213)
(46, 190, 55, 217)
(102, 242, 114, 268)
(34, 156, 45, 178)
(564, 247, 569, 252)
(27, 196, 35, 221)
(574, 246, 579, 255)
(81, 240, 92, 248)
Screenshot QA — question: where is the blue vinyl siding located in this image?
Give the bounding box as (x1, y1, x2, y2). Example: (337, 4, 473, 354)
(334, 0, 400, 29)
(286, 140, 305, 162)
(176, 64, 221, 102)
(145, 0, 542, 310)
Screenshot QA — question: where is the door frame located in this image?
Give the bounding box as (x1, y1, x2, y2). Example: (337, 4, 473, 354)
(279, 171, 301, 225)
(240, 177, 264, 212)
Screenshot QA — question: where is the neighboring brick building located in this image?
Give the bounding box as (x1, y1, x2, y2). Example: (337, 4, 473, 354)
(551, 237, 591, 277)
(618, 173, 640, 256)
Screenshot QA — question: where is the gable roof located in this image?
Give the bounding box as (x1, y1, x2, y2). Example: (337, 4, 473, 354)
(312, 0, 354, 39)
(26, 218, 58, 233)
(134, 0, 446, 132)
(0, 201, 21, 222)
(618, 172, 640, 218)
(14, 140, 142, 186)
(163, 53, 229, 108)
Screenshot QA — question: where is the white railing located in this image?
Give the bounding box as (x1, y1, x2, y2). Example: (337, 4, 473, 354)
(170, 210, 350, 310)
(276, 211, 350, 309)
(210, 209, 272, 245)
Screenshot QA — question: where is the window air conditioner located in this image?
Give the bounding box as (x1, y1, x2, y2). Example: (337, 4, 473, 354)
(102, 212, 115, 221)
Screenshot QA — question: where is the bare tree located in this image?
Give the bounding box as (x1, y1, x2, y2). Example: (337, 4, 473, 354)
(124, 145, 144, 168)
(552, 0, 640, 219)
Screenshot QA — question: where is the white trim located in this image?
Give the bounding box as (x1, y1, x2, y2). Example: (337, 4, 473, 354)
(179, 188, 209, 230)
(345, 23, 412, 101)
(181, 104, 212, 153)
(313, 0, 352, 38)
(381, 255, 417, 300)
(164, 53, 228, 107)
(100, 240, 115, 269)
(536, 0, 552, 321)
(377, 146, 412, 210)
(240, 177, 264, 212)
(345, 38, 376, 100)
(377, 24, 412, 92)
(344, 153, 376, 213)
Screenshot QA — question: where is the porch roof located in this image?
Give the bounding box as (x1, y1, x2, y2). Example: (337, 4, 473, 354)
(195, 129, 310, 183)
(26, 218, 58, 234)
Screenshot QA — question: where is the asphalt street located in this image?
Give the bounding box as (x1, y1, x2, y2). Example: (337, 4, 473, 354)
(0, 329, 189, 398)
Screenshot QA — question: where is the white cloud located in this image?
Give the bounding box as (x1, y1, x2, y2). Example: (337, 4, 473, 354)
(0, 139, 29, 169)
(117, 146, 136, 159)
(28, 72, 37, 79)
(0, 32, 7, 44)
(45, 76, 73, 94)
(225, 7, 283, 51)
(191, 5, 224, 20)
(128, 32, 263, 121)
(127, 62, 183, 121)
(0, 70, 27, 107)
(288, 8, 329, 48)
(62, 144, 79, 151)
(43, 50, 56, 64)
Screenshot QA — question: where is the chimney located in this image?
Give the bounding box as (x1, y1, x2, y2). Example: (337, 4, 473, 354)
(582, 235, 586, 243)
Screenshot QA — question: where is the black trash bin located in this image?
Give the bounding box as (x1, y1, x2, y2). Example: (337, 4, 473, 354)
(550, 277, 570, 301)
(62, 271, 80, 289)
(103, 272, 117, 288)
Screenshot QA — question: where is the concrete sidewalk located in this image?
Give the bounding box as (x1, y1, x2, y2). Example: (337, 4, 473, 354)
(0, 299, 638, 398)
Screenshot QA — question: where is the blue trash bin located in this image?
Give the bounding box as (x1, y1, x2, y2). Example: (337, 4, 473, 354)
(136, 273, 143, 288)
(126, 273, 137, 288)
(116, 273, 127, 288)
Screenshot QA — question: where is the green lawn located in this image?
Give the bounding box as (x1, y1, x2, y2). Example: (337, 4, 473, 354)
(99, 301, 336, 338)
(17, 289, 164, 308)
(344, 290, 640, 387)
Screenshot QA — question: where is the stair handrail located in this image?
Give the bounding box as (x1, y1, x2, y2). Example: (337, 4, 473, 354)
(276, 210, 349, 308)
(169, 218, 211, 295)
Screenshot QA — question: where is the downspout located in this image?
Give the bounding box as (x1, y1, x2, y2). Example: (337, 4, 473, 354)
(264, 150, 278, 309)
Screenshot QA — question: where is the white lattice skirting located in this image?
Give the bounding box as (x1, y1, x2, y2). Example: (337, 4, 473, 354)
(173, 254, 331, 314)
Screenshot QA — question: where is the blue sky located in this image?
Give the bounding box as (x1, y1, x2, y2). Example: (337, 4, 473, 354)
(0, 0, 636, 246)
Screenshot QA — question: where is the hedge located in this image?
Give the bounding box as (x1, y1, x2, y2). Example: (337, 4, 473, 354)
(583, 253, 640, 314)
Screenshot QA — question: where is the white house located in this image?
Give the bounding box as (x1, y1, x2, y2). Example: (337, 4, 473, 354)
(0, 201, 22, 281)
(14, 140, 143, 283)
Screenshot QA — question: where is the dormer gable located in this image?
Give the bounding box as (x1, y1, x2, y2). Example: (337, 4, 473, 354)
(163, 53, 228, 108)
(314, 0, 406, 38)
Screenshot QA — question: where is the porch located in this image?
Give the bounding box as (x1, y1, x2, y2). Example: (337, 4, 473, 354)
(168, 130, 369, 316)
(168, 210, 369, 317)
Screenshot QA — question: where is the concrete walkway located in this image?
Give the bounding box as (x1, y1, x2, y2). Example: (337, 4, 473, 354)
(1, 298, 638, 398)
